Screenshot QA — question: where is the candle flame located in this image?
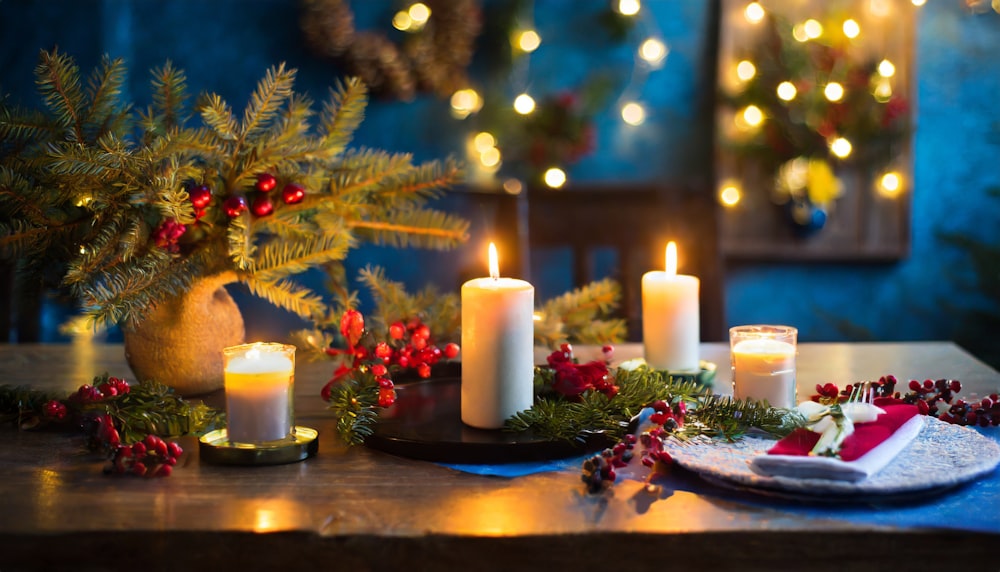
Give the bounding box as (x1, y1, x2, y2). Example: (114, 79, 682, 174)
(665, 241, 678, 276)
(488, 242, 499, 280)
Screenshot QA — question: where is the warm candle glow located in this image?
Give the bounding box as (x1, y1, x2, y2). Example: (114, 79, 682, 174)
(665, 241, 678, 276)
(488, 242, 499, 280)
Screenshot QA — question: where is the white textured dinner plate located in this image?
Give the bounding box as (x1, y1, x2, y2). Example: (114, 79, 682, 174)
(663, 417, 1000, 500)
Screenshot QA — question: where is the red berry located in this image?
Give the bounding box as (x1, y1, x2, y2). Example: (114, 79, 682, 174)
(602, 344, 614, 356)
(144, 434, 162, 449)
(560, 342, 573, 354)
(651, 400, 669, 413)
(167, 441, 183, 458)
(444, 343, 460, 359)
(223, 195, 247, 217)
(157, 464, 173, 477)
(371, 364, 388, 377)
(922, 379, 934, 390)
(255, 173, 277, 192)
(378, 388, 396, 407)
(281, 183, 305, 204)
(132, 462, 147, 476)
(189, 184, 212, 209)
(414, 325, 431, 340)
(389, 322, 406, 340)
(950, 380, 962, 393)
(417, 362, 431, 378)
(377, 376, 394, 389)
(132, 442, 147, 457)
(396, 355, 409, 368)
(374, 342, 392, 359)
(251, 195, 274, 216)
(43, 400, 67, 420)
(164, 456, 178, 466)
(411, 336, 427, 350)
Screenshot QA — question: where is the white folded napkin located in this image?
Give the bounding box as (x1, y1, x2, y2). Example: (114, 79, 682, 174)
(750, 414, 924, 482)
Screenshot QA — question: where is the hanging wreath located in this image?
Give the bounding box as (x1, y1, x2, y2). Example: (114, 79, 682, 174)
(299, 0, 481, 100)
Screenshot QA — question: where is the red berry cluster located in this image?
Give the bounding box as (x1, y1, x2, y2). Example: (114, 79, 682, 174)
(107, 434, 183, 478)
(69, 376, 131, 403)
(546, 343, 618, 399)
(379, 319, 459, 379)
(580, 399, 685, 494)
(152, 219, 187, 253)
(811, 376, 1000, 427)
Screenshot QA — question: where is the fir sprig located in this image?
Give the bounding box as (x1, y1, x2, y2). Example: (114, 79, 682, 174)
(325, 369, 382, 445)
(508, 364, 798, 443)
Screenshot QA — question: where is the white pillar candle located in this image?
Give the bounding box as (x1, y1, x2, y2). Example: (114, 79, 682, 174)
(224, 343, 295, 444)
(461, 243, 535, 429)
(642, 241, 700, 371)
(730, 326, 797, 409)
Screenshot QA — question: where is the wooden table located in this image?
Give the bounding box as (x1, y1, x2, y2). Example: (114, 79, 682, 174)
(1, 341, 998, 571)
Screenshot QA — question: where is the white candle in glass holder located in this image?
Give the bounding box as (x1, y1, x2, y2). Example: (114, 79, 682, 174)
(224, 343, 295, 444)
(642, 241, 700, 371)
(730, 326, 797, 409)
(461, 243, 535, 429)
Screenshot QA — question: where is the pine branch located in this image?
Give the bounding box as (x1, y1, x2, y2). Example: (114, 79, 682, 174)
(240, 63, 296, 142)
(348, 209, 469, 249)
(243, 277, 327, 319)
(84, 55, 127, 139)
(533, 279, 627, 349)
(319, 77, 368, 160)
(150, 60, 189, 132)
(35, 49, 86, 143)
(226, 211, 254, 271)
(199, 93, 238, 142)
(251, 232, 354, 282)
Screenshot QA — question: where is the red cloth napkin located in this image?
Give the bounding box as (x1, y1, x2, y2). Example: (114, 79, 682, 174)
(768, 401, 920, 461)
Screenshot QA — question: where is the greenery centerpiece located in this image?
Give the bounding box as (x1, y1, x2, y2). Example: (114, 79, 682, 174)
(0, 49, 468, 392)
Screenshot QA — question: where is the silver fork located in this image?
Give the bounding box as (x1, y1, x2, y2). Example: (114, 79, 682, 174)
(848, 381, 874, 404)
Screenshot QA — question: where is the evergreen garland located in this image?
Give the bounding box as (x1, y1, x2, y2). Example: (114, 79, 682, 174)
(0, 376, 224, 445)
(508, 363, 798, 443)
(0, 49, 469, 331)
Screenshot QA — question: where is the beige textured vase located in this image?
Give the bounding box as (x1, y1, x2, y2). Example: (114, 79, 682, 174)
(123, 272, 245, 396)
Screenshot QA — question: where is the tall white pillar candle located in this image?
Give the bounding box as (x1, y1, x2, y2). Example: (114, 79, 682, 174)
(224, 343, 295, 444)
(730, 325, 797, 409)
(642, 242, 700, 371)
(461, 243, 535, 429)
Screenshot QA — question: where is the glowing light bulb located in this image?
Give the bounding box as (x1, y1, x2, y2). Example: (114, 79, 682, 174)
(830, 137, 852, 158)
(543, 167, 566, 188)
(911, 0, 926, 5)
(513, 93, 536, 115)
(408, 3, 431, 24)
(473, 132, 496, 153)
(873, 80, 893, 102)
(744, 2, 765, 23)
(79, 245, 87, 254)
(719, 184, 741, 207)
(792, 24, 808, 42)
(878, 59, 896, 78)
(878, 172, 902, 197)
(621, 102, 646, 125)
(480, 147, 501, 168)
(776, 81, 797, 101)
(617, 0, 640, 16)
(450, 88, 482, 118)
(804, 19, 823, 39)
(639, 38, 668, 65)
(824, 82, 844, 102)
(742, 105, 764, 127)
(392, 11, 413, 31)
(503, 178, 523, 195)
(736, 60, 756, 82)
(517, 30, 541, 53)
(843, 19, 860, 38)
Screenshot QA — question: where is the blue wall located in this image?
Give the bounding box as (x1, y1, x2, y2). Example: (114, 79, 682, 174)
(3, 1, 999, 362)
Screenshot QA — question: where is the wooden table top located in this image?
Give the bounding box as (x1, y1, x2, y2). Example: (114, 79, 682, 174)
(1, 341, 998, 571)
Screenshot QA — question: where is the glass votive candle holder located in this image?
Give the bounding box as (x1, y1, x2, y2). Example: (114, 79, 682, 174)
(729, 325, 797, 409)
(223, 342, 296, 445)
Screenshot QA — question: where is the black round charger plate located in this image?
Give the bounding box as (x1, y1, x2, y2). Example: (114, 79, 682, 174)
(365, 377, 612, 464)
